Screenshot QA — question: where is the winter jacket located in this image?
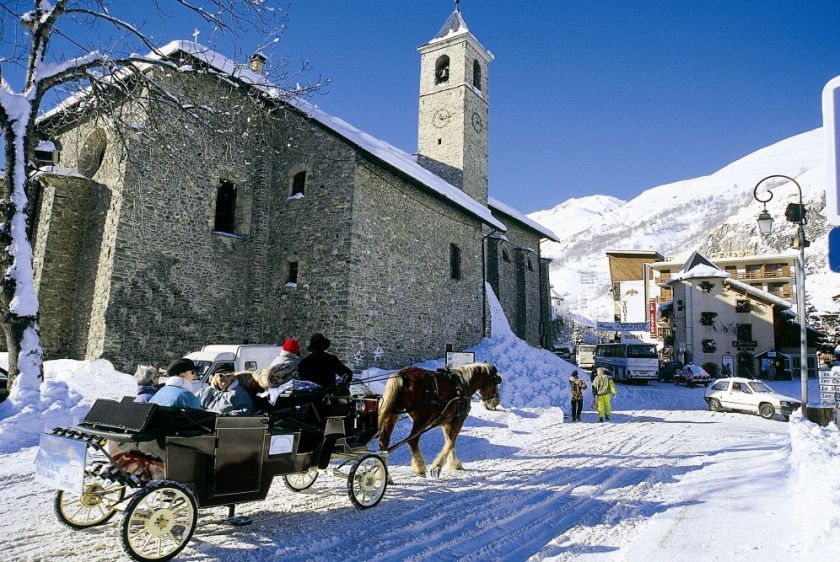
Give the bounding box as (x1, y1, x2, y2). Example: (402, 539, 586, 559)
(134, 384, 157, 403)
(149, 376, 203, 410)
(269, 349, 301, 371)
(198, 379, 256, 416)
(297, 351, 353, 388)
(592, 373, 616, 397)
(569, 377, 587, 400)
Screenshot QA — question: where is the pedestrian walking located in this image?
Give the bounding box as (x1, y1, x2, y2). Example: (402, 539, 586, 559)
(568, 370, 587, 421)
(592, 367, 617, 422)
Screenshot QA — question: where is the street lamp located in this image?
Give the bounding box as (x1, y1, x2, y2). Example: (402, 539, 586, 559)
(753, 174, 809, 412)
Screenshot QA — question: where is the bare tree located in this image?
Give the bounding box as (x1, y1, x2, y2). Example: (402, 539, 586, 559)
(0, 0, 321, 394)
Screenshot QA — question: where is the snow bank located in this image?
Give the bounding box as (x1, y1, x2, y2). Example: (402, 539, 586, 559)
(788, 413, 840, 549)
(0, 359, 134, 454)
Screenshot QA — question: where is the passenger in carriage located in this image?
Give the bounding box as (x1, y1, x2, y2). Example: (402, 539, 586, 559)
(150, 358, 203, 410)
(270, 337, 302, 372)
(297, 333, 353, 388)
(198, 363, 256, 416)
(133, 365, 160, 403)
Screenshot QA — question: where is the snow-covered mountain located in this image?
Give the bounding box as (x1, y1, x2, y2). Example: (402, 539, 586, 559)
(529, 128, 839, 321)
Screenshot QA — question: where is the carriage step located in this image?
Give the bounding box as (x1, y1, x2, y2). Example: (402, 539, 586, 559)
(332, 468, 349, 480)
(51, 427, 108, 448)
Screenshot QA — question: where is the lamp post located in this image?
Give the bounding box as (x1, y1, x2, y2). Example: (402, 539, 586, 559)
(753, 174, 809, 412)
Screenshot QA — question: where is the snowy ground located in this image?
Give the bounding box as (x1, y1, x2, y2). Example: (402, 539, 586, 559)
(2, 297, 839, 561)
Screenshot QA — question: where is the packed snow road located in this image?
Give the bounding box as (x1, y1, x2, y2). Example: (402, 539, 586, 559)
(3, 381, 815, 562)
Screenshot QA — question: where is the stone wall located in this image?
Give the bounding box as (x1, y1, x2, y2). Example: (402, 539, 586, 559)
(349, 160, 485, 368)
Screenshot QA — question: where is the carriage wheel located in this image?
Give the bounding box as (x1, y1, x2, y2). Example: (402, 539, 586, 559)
(283, 468, 319, 492)
(119, 480, 197, 562)
(347, 454, 388, 510)
(55, 473, 125, 529)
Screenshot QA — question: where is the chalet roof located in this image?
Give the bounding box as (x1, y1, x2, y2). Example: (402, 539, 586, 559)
(678, 251, 719, 273)
(488, 197, 560, 241)
(40, 41, 507, 233)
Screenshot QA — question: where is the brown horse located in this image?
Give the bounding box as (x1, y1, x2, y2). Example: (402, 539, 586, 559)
(378, 363, 501, 478)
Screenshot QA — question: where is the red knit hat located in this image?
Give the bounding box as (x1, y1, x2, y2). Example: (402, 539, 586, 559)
(282, 338, 301, 355)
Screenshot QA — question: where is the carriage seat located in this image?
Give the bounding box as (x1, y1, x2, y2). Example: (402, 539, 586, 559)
(79, 399, 217, 442)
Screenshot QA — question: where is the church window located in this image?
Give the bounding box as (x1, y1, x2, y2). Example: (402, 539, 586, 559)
(527, 258, 533, 271)
(450, 243, 461, 280)
(291, 170, 306, 196)
(214, 180, 236, 234)
(502, 248, 510, 262)
(473, 60, 481, 90)
(78, 128, 107, 178)
(287, 261, 299, 284)
(435, 55, 450, 84)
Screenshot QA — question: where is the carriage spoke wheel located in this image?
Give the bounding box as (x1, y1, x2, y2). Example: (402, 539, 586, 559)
(55, 474, 125, 529)
(347, 454, 387, 510)
(283, 468, 319, 492)
(119, 481, 197, 562)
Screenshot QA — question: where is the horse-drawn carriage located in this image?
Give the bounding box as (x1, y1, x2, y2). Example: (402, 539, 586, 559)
(34, 363, 502, 561)
(35, 381, 385, 561)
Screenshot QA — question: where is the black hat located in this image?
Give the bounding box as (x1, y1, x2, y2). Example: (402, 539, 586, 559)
(307, 333, 331, 352)
(215, 362, 235, 374)
(166, 357, 196, 377)
(571, 370, 579, 377)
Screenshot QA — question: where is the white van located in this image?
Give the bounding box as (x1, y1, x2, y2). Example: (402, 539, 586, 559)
(185, 344, 281, 386)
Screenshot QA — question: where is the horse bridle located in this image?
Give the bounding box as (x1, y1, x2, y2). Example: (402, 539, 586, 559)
(479, 371, 502, 410)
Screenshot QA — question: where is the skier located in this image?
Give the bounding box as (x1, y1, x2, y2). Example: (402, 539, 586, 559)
(592, 367, 617, 423)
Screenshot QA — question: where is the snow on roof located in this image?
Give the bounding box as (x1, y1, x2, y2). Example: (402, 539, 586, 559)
(723, 277, 793, 309)
(42, 40, 505, 232)
(488, 196, 560, 241)
(667, 264, 731, 283)
(430, 9, 470, 42)
(32, 165, 87, 180)
(36, 140, 56, 151)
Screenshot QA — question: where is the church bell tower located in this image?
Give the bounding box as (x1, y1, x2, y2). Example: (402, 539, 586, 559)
(417, 6, 493, 205)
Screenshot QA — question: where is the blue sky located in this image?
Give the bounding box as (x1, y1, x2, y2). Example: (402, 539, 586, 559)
(6, 1, 840, 213)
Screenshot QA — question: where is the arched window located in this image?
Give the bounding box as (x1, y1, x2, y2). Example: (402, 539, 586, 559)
(435, 55, 450, 84)
(291, 170, 306, 196)
(502, 248, 510, 263)
(450, 243, 461, 280)
(78, 129, 107, 178)
(473, 59, 481, 90)
(214, 180, 236, 233)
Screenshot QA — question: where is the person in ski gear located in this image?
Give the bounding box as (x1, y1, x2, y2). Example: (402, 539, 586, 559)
(569, 370, 587, 422)
(297, 333, 353, 387)
(150, 357, 203, 410)
(198, 363, 256, 416)
(592, 367, 617, 422)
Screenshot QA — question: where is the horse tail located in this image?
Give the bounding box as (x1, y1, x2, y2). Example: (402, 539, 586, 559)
(378, 372, 404, 431)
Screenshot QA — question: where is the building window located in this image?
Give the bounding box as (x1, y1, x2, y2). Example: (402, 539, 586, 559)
(214, 180, 236, 233)
(736, 323, 752, 342)
(287, 261, 298, 284)
(291, 171, 306, 196)
(450, 243, 461, 280)
(78, 128, 107, 178)
(745, 264, 761, 279)
(435, 55, 450, 84)
(502, 248, 510, 262)
(735, 299, 751, 313)
(527, 258, 533, 271)
(473, 59, 481, 90)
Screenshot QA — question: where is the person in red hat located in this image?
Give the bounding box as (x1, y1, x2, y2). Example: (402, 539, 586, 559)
(269, 338, 301, 373)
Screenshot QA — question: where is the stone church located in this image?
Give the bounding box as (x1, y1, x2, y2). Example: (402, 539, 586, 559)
(28, 8, 558, 371)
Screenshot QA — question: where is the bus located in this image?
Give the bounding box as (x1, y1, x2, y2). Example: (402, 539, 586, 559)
(594, 343, 659, 382)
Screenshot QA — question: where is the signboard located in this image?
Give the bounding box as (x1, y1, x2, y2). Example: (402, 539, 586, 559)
(819, 371, 840, 408)
(649, 299, 657, 338)
(34, 434, 87, 493)
(823, 75, 840, 226)
(445, 351, 475, 369)
(830, 227, 840, 273)
(732, 340, 758, 349)
(596, 322, 648, 332)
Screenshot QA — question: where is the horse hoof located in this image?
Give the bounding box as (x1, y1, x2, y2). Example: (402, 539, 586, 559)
(430, 467, 441, 478)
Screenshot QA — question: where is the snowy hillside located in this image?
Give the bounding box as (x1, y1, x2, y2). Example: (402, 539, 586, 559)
(529, 128, 840, 320)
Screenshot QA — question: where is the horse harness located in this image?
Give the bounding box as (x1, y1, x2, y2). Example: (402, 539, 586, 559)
(403, 368, 471, 423)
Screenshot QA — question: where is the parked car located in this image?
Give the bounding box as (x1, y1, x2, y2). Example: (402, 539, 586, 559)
(658, 360, 683, 382)
(0, 367, 7, 403)
(185, 344, 281, 391)
(553, 347, 573, 361)
(673, 364, 710, 387)
(704, 377, 801, 420)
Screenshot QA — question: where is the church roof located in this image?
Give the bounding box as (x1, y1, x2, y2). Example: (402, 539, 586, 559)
(431, 9, 469, 42)
(488, 197, 560, 241)
(41, 41, 506, 232)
